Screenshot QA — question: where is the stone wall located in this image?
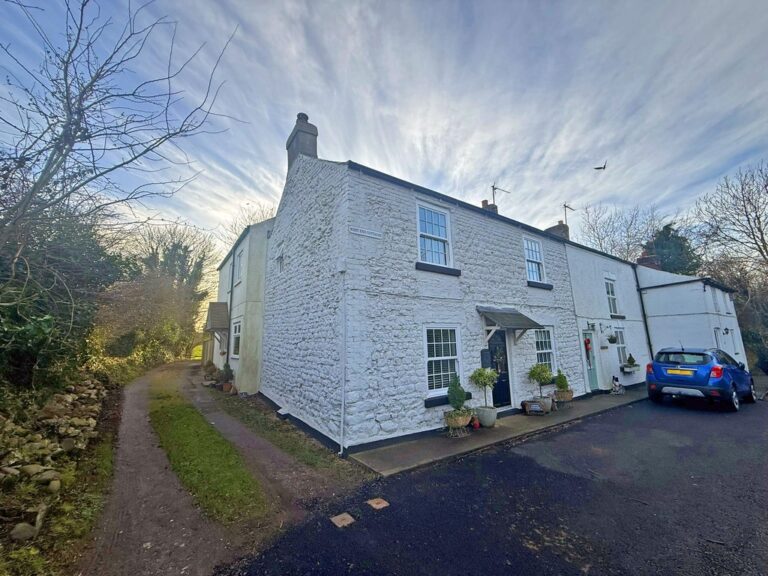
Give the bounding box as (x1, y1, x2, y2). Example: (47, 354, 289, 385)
(261, 156, 348, 444)
(342, 167, 584, 446)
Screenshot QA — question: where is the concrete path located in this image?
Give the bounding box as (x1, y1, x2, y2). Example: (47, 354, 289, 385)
(352, 386, 647, 476)
(79, 364, 239, 576)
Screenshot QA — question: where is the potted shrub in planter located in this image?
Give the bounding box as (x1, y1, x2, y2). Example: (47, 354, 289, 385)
(444, 376, 473, 436)
(217, 363, 234, 392)
(621, 353, 640, 374)
(469, 367, 499, 427)
(553, 369, 573, 402)
(524, 363, 554, 414)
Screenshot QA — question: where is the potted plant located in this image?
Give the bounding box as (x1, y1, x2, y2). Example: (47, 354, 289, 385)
(553, 369, 573, 401)
(444, 376, 473, 435)
(524, 363, 554, 414)
(469, 367, 499, 427)
(217, 363, 234, 392)
(621, 353, 640, 373)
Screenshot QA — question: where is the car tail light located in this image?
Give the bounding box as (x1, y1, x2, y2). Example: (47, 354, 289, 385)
(710, 390, 720, 397)
(710, 365, 723, 379)
(646, 363, 653, 374)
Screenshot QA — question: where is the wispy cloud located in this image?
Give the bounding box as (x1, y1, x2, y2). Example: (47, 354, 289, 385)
(3, 0, 767, 242)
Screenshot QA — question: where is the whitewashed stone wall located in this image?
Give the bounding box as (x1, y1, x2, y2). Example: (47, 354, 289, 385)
(261, 156, 348, 443)
(565, 245, 651, 389)
(342, 167, 584, 446)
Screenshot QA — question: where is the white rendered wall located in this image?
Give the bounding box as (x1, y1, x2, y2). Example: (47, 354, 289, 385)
(637, 266, 748, 365)
(565, 245, 651, 389)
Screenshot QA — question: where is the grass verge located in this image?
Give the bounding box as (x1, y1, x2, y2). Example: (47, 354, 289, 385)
(148, 372, 268, 523)
(207, 391, 374, 483)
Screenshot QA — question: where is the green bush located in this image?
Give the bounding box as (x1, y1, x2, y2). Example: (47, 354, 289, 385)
(447, 375, 467, 412)
(527, 363, 553, 397)
(469, 367, 498, 406)
(554, 369, 569, 391)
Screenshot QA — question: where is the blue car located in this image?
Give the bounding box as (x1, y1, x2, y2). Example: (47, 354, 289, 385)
(646, 348, 757, 411)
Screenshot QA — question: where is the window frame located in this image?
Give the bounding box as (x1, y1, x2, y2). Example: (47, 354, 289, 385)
(533, 327, 556, 372)
(235, 250, 244, 283)
(615, 328, 628, 365)
(523, 236, 545, 283)
(417, 204, 453, 268)
(605, 278, 618, 315)
(424, 325, 461, 397)
(711, 288, 720, 313)
(231, 320, 242, 358)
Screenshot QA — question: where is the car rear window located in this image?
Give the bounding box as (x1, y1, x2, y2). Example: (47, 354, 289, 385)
(655, 352, 711, 365)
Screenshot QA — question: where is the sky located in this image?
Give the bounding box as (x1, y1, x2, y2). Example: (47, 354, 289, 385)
(2, 0, 768, 246)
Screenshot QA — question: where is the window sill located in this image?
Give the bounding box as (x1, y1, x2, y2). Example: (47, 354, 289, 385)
(610, 314, 626, 320)
(424, 391, 472, 408)
(415, 262, 461, 277)
(527, 280, 553, 290)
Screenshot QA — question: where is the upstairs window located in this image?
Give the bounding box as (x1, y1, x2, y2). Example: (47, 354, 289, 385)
(524, 238, 544, 282)
(426, 328, 458, 394)
(418, 206, 450, 266)
(605, 279, 618, 315)
(235, 250, 244, 281)
(534, 328, 554, 371)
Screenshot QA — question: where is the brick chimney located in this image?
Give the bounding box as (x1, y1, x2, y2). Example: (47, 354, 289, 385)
(481, 199, 498, 214)
(636, 248, 661, 269)
(545, 220, 570, 240)
(286, 112, 318, 172)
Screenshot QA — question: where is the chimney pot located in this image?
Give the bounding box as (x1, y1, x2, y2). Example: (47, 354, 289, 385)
(545, 220, 570, 240)
(286, 112, 318, 172)
(481, 199, 498, 214)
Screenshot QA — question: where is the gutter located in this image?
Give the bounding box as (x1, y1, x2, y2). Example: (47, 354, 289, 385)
(633, 264, 655, 358)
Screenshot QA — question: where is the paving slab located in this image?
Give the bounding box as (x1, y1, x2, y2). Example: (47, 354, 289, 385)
(351, 386, 647, 476)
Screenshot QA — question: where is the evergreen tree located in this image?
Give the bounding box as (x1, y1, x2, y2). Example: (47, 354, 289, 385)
(645, 224, 701, 275)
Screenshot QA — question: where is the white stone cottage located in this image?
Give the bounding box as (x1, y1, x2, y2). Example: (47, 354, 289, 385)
(206, 113, 747, 452)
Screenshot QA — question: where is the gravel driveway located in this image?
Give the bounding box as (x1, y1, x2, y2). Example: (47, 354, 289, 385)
(218, 397, 768, 576)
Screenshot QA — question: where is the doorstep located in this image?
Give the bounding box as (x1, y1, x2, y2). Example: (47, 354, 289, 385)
(351, 386, 648, 476)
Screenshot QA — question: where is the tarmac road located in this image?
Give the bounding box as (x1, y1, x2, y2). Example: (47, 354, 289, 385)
(218, 397, 768, 576)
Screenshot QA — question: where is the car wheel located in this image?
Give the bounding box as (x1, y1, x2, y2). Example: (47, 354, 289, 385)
(727, 386, 740, 412)
(744, 380, 757, 404)
(649, 392, 663, 404)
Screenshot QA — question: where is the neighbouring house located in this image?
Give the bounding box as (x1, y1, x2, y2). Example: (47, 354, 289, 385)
(635, 266, 746, 360)
(205, 113, 748, 452)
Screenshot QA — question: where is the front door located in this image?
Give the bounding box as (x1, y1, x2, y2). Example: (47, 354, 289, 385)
(583, 330, 599, 392)
(489, 330, 511, 407)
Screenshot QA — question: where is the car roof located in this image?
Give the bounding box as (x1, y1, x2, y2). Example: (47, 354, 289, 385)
(657, 347, 714, 354)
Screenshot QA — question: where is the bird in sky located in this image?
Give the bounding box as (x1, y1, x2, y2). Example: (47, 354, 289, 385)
(594, 161, 607, 170)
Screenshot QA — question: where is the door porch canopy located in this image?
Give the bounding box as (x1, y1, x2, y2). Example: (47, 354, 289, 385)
(204, 302, 230, 342)
(477, 306, 543, 345)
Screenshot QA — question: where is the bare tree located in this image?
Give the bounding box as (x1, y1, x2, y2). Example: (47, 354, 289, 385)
(694, 162, 768, 271)
(0, 0, 232, 252)
(576, 203, 664, 262)
(217, 202, 276, 246)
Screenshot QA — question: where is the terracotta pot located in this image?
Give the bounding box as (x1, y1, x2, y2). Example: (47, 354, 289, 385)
(222, 382, 232, 393)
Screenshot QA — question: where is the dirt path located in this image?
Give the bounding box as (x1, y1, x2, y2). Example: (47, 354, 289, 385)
(78, 365, 241, 576)
(181, 369, 343, 514)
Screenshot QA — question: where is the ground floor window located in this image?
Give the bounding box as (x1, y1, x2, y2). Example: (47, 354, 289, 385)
(231, 321, 242, 357)
(426, 328, 458, 394)
(534, 328, 554, 371)
(615, 328, 627, 364)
